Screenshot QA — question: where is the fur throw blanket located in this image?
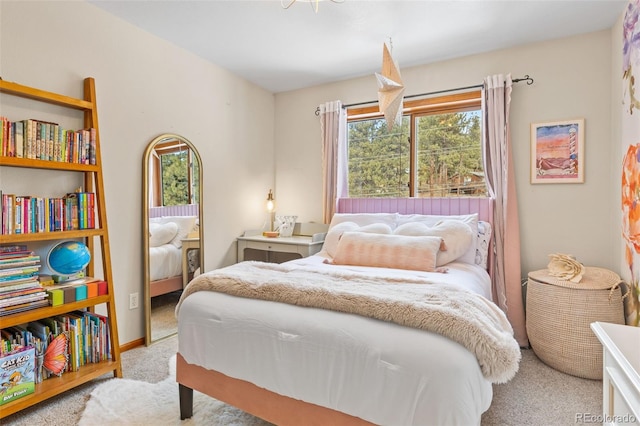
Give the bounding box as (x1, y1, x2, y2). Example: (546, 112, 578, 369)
(176, 261, 520, 383)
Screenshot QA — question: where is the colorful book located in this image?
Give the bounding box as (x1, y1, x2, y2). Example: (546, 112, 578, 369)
(14, 120, 23, 158)
(0, 346, 36, 405)
(0, 245, 28, 254)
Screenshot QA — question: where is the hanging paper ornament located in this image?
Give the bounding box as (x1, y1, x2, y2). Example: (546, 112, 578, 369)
(375, 41, 405, 131)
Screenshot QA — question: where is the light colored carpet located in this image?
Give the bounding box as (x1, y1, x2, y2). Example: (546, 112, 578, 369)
(150, 291, 180, 342)
(3, 335, 602, 426)
(78, 354, 270, 426)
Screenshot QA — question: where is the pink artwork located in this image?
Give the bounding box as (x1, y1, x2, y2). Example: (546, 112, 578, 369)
(530, 119, 585, 184)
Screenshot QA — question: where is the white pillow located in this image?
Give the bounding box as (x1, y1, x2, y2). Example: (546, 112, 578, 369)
(328, 213, 397, 229)
(332, 232, 442, 272)
(395, 213, 479, 264)
(394, 220, 474, 266)
(149, 215, 197, 248)
(323, 222, 393, 258)
(149, 222, 179, 247)
(475, 221, 492, 269)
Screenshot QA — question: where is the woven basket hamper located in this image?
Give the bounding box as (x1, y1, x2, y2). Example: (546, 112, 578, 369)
(526, 267, 625, 379)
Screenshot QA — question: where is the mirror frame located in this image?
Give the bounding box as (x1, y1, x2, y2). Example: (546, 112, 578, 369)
(142, 133, 204, 346)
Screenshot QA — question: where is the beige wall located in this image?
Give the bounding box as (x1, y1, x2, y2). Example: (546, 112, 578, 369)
(275, 29, 620, 277)
(0, 1, 276, 345)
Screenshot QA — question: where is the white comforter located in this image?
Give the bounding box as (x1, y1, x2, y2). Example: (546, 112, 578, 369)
(177, 255, 508, 425)
(149, 243, 182, 281)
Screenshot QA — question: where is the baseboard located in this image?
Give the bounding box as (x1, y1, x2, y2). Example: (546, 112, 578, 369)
(120, 337, 145, 352)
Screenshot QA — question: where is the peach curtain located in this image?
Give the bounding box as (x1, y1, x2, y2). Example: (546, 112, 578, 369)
(319, 101, 347, 224)
(482, 74, 528, 347)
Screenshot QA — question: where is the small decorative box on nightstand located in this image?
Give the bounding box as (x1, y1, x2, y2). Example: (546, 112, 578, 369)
(526, 267, 625, 379)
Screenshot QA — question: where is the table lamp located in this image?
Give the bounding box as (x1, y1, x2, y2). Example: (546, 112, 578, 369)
(264, 189, 278, 237)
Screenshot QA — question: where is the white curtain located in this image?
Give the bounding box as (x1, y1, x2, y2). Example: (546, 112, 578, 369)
(482, 74, 528, 347)
(319, 101, 347, 224)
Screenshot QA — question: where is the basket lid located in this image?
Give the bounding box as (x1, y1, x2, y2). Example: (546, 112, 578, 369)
(528, 267, 622, 290)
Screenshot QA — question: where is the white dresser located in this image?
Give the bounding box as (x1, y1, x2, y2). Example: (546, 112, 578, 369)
(591, 322, 640, 425)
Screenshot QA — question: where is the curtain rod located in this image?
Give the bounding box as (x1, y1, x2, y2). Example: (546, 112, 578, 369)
(314, 75, 534, 116)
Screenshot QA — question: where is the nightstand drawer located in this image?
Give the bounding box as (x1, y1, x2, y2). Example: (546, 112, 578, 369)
(244, 240, 300, 254)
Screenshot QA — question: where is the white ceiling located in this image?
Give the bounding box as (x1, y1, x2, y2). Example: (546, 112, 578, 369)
(89, 0, 627, 93)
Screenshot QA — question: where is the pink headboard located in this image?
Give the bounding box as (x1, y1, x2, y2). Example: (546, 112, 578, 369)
(149, 204, 199, 218)
(337, 197, 493, 223)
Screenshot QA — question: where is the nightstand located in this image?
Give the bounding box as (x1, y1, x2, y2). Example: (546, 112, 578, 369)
(237, 223, 327, 263)
(526, 267, 625, 379)
(181, 237, 200, 287)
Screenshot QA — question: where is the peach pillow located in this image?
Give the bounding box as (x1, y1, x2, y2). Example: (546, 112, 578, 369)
(394, 220, 474, 266)
(331, 232, 442, 272)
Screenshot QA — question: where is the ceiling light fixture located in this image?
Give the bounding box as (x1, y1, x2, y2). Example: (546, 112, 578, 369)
(281, 0, 343, 13)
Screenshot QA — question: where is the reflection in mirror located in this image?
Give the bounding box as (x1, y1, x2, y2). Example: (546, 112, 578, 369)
(143, 134, 203, 345)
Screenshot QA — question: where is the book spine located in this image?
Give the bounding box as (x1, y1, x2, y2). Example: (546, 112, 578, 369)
(0, 192, 6, 235)
(0, 116, 5, 156)
(24, 120, 31, 159)
(35, 121, 42, 160)
(14, 196, 22, 234)
(89, 193, 95, 229)
(47, 122, 54, 161)
(15, 121, 23, 158)
(89, 128, 96, 165)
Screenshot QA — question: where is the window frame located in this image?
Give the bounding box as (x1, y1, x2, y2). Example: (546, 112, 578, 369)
(347, 91, 482, 197)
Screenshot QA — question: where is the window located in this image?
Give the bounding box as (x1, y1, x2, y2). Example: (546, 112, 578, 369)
(346, 91, 485, 198)
(152, 141, 200, 206)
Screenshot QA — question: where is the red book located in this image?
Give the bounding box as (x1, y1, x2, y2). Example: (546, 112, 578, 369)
(97, 281, 108, 296)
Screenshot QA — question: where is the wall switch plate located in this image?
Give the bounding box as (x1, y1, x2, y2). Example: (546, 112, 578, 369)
(129, 292, 139, 310)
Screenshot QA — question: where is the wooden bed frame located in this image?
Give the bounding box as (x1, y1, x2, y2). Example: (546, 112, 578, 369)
(150, 275, 183, 298)
(176, 197, 495, 424)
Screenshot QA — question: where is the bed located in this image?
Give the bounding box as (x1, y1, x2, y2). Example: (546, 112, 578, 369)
(175, 197, 520, 425)
(148, 205, 199, 298)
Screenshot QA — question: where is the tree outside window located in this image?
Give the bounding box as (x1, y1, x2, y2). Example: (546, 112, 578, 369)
(154, 142, 199, 206)
(347, 92, 485, 198)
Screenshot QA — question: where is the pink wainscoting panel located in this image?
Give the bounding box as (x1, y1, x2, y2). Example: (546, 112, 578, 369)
(337, 198, 493, 223)
(149, 204, 199, 218)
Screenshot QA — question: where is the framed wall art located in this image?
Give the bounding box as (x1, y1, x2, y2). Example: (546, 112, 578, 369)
(530, 119, 585, 184)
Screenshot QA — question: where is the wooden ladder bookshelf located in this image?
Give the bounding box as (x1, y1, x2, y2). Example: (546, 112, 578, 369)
(0, 77, 122, 418)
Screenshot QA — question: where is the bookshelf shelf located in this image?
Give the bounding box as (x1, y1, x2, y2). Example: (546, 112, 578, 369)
(0, 359, 119, 417)
(0, 79, 94, 111)
(0, 77, 121, 419)
(0, 156, 100, 172)
(0, 228, 105, 244)
(0, 295, 112, 328)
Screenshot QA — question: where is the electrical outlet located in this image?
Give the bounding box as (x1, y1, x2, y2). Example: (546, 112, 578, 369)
(129, 292, 139, 310)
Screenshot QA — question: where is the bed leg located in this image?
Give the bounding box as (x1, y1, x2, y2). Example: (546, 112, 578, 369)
(179, 384, 194, 420)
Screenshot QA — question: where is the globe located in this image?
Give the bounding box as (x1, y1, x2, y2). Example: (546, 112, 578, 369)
(47, 241, 91, 275)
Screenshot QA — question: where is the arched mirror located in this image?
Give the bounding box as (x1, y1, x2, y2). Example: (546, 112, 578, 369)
(142, 133, 204, 345)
